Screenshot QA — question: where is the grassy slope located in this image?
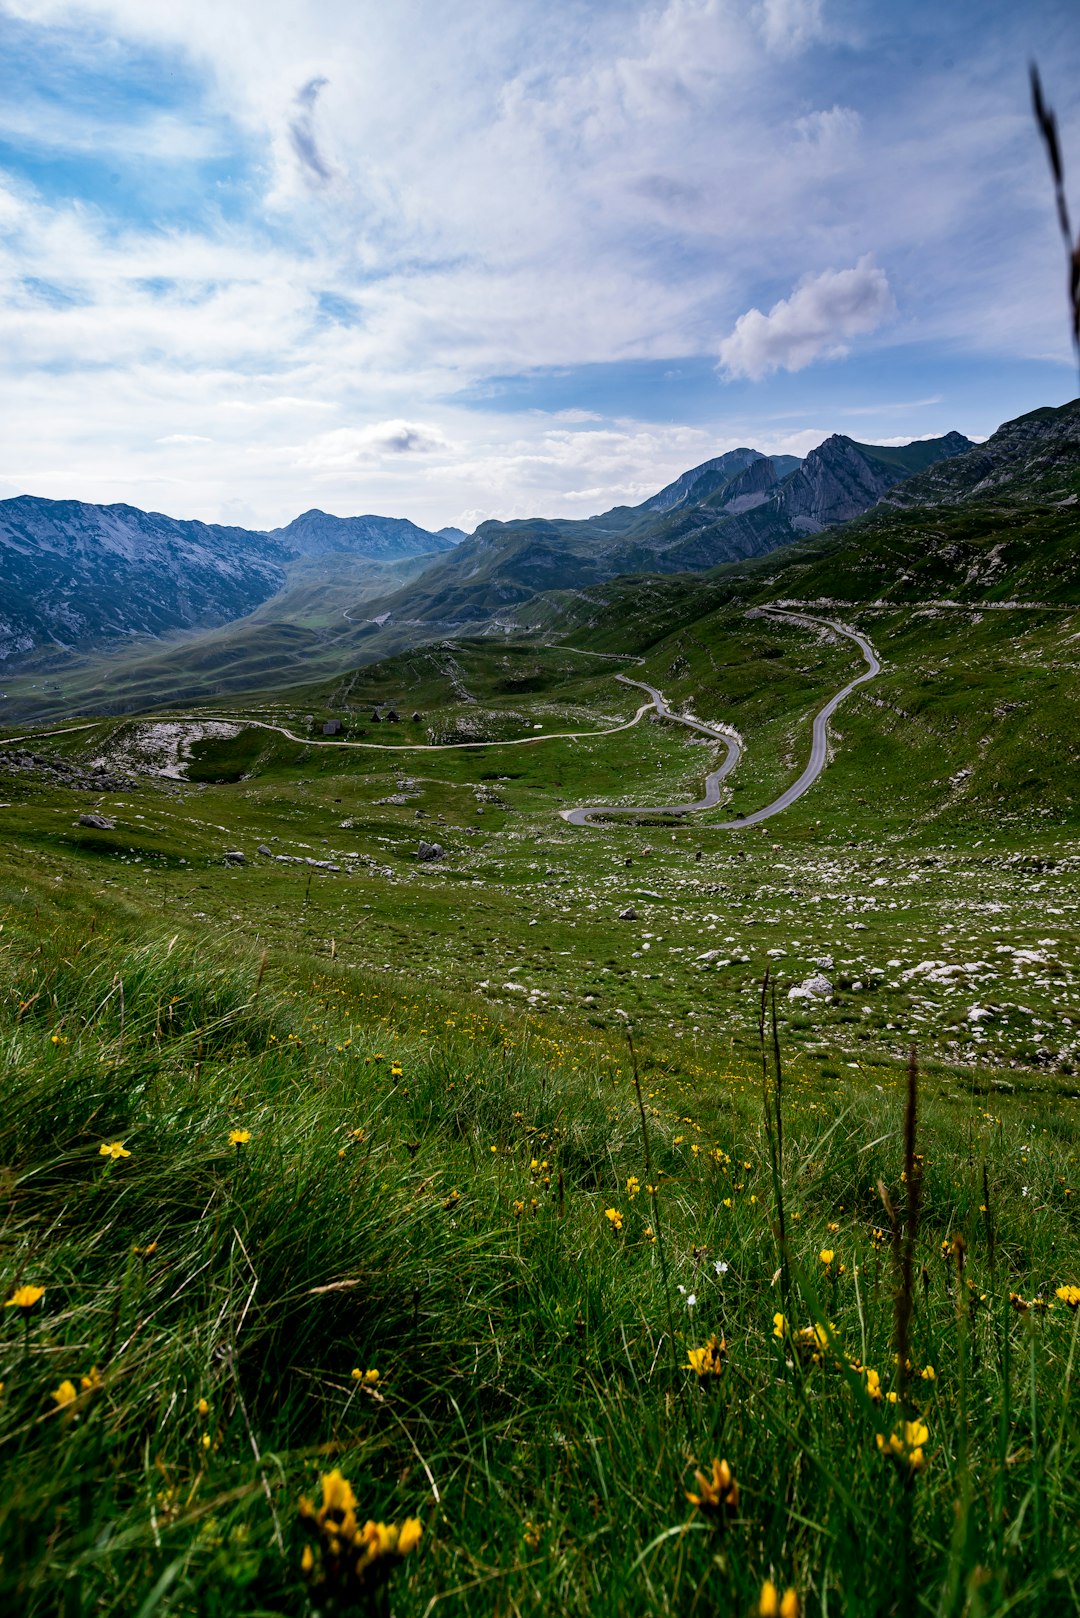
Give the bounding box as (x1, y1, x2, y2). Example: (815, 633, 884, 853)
(2, 850, 1079, 1617)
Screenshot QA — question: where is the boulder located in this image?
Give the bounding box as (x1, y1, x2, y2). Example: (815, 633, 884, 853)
(788, 973, 832, 1002)
(257, 845, 272, 856)
(618, 905, 638, 921)
(78, 813, 115, 830)
(224, 850, 245, 865)
(418, 841, 445, 862)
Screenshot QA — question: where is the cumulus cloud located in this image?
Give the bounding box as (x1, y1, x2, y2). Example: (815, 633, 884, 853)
(717, 257, 895, 381)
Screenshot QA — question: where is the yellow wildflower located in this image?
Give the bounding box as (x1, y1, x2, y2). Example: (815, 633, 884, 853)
(351, 1368, 379, 1386)
(80, 1366, 103, 1392)
(604, 1208, 624, 1232)
(758, 1580, 799, 1618)
(5, 1285, 44, 1309)
(685, 1334, 727, 1378)
(397, 1517, 423, 1555)
(299, 1468, 421, 1594)
(685, 1456, 739, 1519)
(198, 1397, 210, 1416)
(772, 1312, 786, 1340)
(819, 1249, 835, 1267)
(229, 1129, 251, 1146)
(99, 1142, 130, 1159)
(1056, 1285, 1080, 1309)
(626, 1176, 641, 1199)
(51, 1380, 78, 1408)
(877, 1418, 930, 1473)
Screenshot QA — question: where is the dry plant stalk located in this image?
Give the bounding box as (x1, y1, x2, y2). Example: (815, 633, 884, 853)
(1031, 64, 1080, 388)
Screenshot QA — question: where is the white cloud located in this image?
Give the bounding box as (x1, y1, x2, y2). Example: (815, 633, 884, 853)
(0, 0, 1076, 523)
(717, 257, 895, 381)
(292, 420, 450, 469)
(755, 0, 823, 54)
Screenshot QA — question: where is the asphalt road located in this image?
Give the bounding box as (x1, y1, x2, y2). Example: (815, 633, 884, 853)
(561, 611, 880, 829)
(2, 613, 880, 834)
(559, 675, 743, 826)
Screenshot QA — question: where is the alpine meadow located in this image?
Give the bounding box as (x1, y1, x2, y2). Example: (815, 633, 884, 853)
(2, 5, 1080, 1617)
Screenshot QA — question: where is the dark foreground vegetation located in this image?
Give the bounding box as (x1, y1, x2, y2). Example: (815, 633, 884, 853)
(1, 867, 1078, 1617)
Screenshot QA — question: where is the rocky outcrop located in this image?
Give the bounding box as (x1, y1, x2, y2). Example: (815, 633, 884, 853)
(713, 430, 975, 554)
(640, 449, 765, 513)
(781, 436, 898, 533)
(715, 455, 781, 516)
(880, 402, 1080, 509)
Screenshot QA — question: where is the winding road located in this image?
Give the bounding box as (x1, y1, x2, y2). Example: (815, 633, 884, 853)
(1, 611, 880, 832)
(560, 611, 880, 827)
(559, 676, 743, 826)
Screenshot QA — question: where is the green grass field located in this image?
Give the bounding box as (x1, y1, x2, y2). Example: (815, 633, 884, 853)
(2, 581, 1079, 1615)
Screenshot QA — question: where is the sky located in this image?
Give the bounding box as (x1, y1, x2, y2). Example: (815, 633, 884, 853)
(1, 0, 1078, 534)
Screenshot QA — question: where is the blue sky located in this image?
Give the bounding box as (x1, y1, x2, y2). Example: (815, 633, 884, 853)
(1, 0, 1077, 530)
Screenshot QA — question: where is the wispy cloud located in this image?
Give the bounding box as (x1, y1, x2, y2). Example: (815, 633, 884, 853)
(287, 75, 335, 185)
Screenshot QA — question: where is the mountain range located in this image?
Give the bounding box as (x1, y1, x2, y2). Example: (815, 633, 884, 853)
(0, 504, 457, 662)
(4, 405, 1076, 717)
(340, 431, 974, 639)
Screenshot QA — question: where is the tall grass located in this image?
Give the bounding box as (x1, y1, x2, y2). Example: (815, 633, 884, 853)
(1, 898, 1079, 1615)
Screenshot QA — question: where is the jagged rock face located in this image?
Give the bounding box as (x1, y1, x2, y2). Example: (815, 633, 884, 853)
(781, 436, 899, 533)
(640, 448, 764, 513)
(881, 403, 1080, 508)
(0, 497, 288, 663)
(269, 509, 455, 558)
(715, 455, 780, 516)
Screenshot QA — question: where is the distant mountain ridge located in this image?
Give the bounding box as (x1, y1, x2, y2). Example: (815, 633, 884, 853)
(0, 498, 288, 663)
(0, 497, 455, 663)
(354, 430, 973, 636)
(0, 425, 977, 670)
(269, 509, 458, 559)
(2, 402, 1067, 721)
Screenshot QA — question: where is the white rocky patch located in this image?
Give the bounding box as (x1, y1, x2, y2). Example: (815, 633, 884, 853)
(91, 721, 242, 780)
